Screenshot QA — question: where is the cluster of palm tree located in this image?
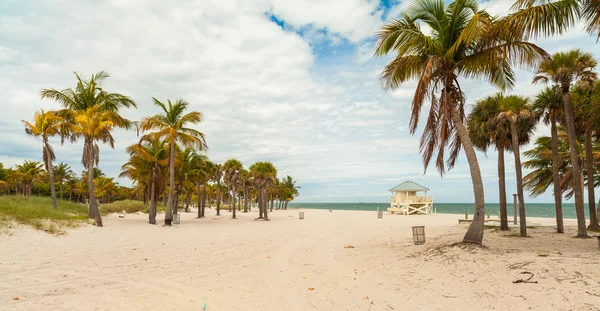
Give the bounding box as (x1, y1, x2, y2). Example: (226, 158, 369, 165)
(375, 0, 600, 244)
(0, 161, 128, 203)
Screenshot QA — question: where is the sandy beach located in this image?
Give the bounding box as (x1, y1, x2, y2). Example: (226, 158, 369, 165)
(1, 209, 599, 311)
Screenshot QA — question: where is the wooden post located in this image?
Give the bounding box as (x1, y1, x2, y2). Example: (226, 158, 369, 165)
(513, 194, 517, 225)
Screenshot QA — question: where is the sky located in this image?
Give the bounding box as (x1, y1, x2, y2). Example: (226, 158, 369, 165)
(1, 0, 599, 203)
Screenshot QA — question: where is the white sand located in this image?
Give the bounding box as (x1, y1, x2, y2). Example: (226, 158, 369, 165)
(1, 208, 599, 310)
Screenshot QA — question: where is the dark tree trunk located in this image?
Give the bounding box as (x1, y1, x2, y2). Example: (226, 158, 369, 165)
(450, 108, 485, 245)
(201, 182, 207, 217)
(550, 117, 564, 233)
(243, 185, 248, 213)
(149, 168, 157, 224)
(232, 186, 237, 219)
(165, 142, 175, 226)
(86, 139, 102, 227)
(497, 144, 508, 231)
(263, 188, 269, 220)
(216, 180, 221, 216)
(197, 182, 202, 218)
(284, 201, 288, 209)
(561, 88, 587, 237)
(585, 128, 600, 230)
(185, 191, 191, 213)
(510, 121, 527, 237)
(44, 139, 57, 210)
(258, 188, 264, 219)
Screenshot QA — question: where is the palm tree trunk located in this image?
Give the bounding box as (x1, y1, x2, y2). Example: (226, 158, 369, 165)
(165, 142, 176, 226)
(197, 182, 202, 218)
(174, 182, 181, 215)
(232, 186, 237, 219)
(262, 188, 269, 220)
(561, 88, 587, 237)
(284, 201, 288, 209)
(450, 108, 485, 245)
(216, 180, 221, 216)
(550, 117, 564, 233)
(243, 186, 248, 213)
(44, 140, 57, 210)
(202, 182, 207, 217)
(86, 140, 102, 227)
(258, 187, 264, 219)
(585, 128, 600, 230)
(149, 168, 157, 224)
(510, 121, 527, 237)
(497, 144, 508, 230)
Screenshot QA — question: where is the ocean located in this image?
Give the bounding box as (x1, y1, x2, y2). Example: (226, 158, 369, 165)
(287, 202, 594, 219)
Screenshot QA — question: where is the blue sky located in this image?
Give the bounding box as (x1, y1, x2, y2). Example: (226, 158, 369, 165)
(1, 0, 599, 203)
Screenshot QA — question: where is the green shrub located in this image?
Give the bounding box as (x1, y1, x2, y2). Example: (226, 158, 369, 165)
(99, 200, 168, 215)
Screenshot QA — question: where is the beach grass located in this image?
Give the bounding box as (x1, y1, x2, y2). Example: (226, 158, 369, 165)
(99, 200, 168, 215)
(0, 195, 88, 233)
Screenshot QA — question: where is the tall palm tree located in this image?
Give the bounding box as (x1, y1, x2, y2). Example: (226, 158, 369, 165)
(22, 109, 63, 209)
(239, 169, 250, 212)
(195, 160, 215, 218)
(41, 71, 136, 227)
(571, 80, 600, 230)
(468, 94, 536, 231)
(249, 162, 277, 220)
(374, 0, 547, 244)
(495, 95, 538, 237)
(281, 175, 300, 209)
(53, 162, 74, 201)
(533, 87, 566, 233)
(223, 159, 243, 219)
(139, 98, 207, 226)
(533, 50, 597, 237)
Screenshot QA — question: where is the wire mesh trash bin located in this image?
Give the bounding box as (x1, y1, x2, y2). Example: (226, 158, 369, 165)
(173, 214, 180, 224)
(412, 226, 425, 245)
(299, 212, 304, 220)
(377, 210, 383, 219)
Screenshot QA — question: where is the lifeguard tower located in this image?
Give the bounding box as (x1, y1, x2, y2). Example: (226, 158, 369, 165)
(388, 181, 433, 215)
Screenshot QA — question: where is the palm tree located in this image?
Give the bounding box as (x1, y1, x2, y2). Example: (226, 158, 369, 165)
(468, 94, 536, 231)
(533, 87, 566, 233)
(374, 0, 547, 245)
(223, 159, 243, 219)
(122, 138, 168, 224)
(249, 162, 277, 221)
(533, 50, 597, 237)
(139, 98, 207, 226)
(41, 71, 136, 227)
(195, 160, 215, 218)
(239, 169, 250, 212)
(0, 163, 9, 192)
(53, 162, 74, 201)
(281, 175, 300, 209)
(494, 95, 538, 237)
(507, 0, 600, 39)
(22, 109, 63, 209)
(571, 80, 600, 230)
(15, 160, 44, 196)
(524, 132, 571, 194)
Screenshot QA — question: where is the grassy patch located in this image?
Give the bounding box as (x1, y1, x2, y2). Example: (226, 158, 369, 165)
(99, 200, 167, 215)
(537, 253, 549, 257)
(0, 195, 88, 234)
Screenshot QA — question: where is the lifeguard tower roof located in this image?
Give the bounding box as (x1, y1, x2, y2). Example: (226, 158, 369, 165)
(388, 181, 429, 192)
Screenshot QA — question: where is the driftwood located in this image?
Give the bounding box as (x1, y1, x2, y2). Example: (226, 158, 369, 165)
(513, 271, 538, 284)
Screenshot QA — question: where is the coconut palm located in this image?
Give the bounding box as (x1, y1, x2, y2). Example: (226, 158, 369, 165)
(533, 87, 566, 233)
(22, 109, 63, 209)
(494, 95, 538, 237)
(41, 71, 136, 227)
(570, 80, 600, 230)
(0, 163, 9, 192)
(524, 132, 571, 194)
(53, 162, 74, 201)
(533, 50, 597, 237)
(121, 138, 168, 224)
(374, 0, 547, 244)
(195, 160, 215, 218)
(468, 94, 536, 231)
(249, 162, 277, 220)
(223, 159, 243, 219)
(15, 160, 44, 196)
(139, 98, 207, 226)
(281, 175, 300, 209)
(507, 0, 600, 39)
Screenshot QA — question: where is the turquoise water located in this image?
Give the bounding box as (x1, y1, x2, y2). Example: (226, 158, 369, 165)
(288, 202, 593, 219)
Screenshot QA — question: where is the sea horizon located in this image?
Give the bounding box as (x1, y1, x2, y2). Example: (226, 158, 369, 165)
(288, 202, 593, 219)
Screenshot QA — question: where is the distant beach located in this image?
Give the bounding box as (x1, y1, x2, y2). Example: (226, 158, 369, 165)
(288, 202, 592, 219)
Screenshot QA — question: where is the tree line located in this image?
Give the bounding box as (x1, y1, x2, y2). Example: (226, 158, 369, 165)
(0, 72, 299, 227)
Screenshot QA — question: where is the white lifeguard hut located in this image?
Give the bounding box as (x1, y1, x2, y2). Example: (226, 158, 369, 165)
(388, 181, 433, 215)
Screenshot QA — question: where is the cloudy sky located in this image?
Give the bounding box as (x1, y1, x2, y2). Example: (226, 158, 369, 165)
(1, 0, 599, 203)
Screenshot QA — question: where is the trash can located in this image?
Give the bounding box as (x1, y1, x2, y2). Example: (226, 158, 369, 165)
(329, 209, 332, 213)
(377, 210, 383, 219)
(299, 212, 304, 220)
(412, 226, 425, 245)
(173, 214, 180, 224)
